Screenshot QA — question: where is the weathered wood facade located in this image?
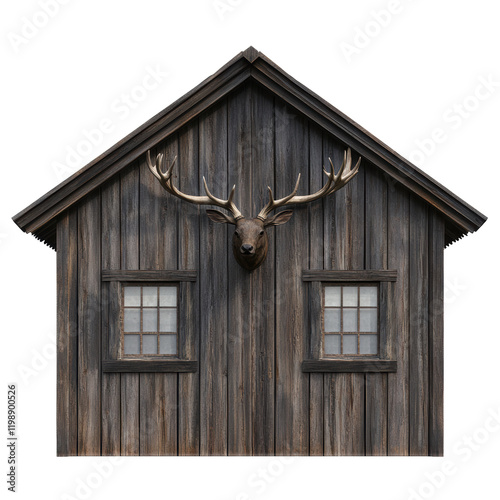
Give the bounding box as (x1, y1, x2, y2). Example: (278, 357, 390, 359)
(13, 48, 486, 456)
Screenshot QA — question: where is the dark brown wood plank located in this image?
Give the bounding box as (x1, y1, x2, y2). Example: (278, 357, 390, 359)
(102, 270, 197, 281)
(56, 209, 78, 456)
(364, 168, 388, 456)
(178, 121, 201, 456)
(227, 85, 253, 456)
(251, 84, 276, 456)
(409, 196, 429, 456)
(308, 124, 324, 456)
(120, 162, 141, 456)
(302, 360, 397, 373)
(139, 137, 178, 456)
(302, 270, 397, 281)
(103, 360, 198, 373)
(387, 185, 410, 455)
(199, 100, 228, 455)
(323, 134, 365, 456)
(101, 176, 121, 456)
(275, 100, 309, 455)
(77, 192, 101, 455)
(428, 212, 444, 456)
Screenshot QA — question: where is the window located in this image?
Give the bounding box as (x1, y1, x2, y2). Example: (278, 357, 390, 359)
(301, 270, 397, 373)
(122, 285, 178, 357)
(100, 270, 198, 373)
(323, 285, 378, 356)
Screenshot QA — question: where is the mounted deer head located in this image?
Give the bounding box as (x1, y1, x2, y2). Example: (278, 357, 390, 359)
(146, 148, 361, 271)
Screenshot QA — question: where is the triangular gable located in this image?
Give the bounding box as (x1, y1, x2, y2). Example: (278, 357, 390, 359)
(12, 47, 486, 249)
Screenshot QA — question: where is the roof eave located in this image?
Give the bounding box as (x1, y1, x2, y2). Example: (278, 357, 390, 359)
(13, 46, 487, 249)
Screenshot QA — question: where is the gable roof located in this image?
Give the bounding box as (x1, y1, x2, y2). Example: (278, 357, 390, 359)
(13, 46, 486, 249)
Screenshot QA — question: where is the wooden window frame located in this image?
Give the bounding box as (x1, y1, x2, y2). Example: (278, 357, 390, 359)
(101, 270, 197, 373)
(302, 270, 397, 373)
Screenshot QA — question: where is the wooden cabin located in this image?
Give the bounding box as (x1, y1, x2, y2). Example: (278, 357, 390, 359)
(13, 47, 486, 456)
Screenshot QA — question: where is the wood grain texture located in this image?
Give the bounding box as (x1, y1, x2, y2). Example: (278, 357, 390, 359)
(139, 137, 178, 456)
(199, 100, 228, 455)
(428, 212, 444, 456)
(364, 168, 388, 456)
(178, 121, 201, 456)
(227, 85, 253, 455)
(102, 270, 196, 281)
(308, 124, 324, 456)
(120, 163, 141, 456)
(387, 184, 410, 455)
(250, 85, 275, 456)
(103, 360, 197, 372)
(409, 196, 429, 456)
(52, 81, 450, 457)
(323, 133, 365, 456)
(56, 209, 78, 456)
(101, 177, 121, 456)
(77, 192, 101, 455)
(302, 360, 397, 372)
(302, 270, 397, 281)
(274, 100, 309, 455)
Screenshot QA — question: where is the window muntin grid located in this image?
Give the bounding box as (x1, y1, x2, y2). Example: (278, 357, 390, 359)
(323, 284, 379, 356)
(121, 285, 178, 357)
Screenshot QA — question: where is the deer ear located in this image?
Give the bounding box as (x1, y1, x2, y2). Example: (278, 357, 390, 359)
(206, 209, 236, 225)
(264, 210, 294, 227)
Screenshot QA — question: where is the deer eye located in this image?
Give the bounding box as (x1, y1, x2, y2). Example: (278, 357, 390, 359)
(234, 231, 240, 237)
(259, 230, 265, 236)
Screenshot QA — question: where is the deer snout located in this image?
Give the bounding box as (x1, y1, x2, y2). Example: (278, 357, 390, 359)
(240, 243, 255, 255)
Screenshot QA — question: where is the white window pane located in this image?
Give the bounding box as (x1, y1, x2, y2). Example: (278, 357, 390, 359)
(360, 334, 378, 354)
(142, 309, 157, 332)
(142, 335, 158, 354)
(124, 334, 140, 355)
(324, 309, 341, 332)
(343, 334, 358, 354)
(159, 334, 177, 355)
(343, 286, 358, 306)
(324, 334, 341, 355)
(343, 309, 358, 332)
(124, 287, 141, 306)
(124, 309, 140, 332)
(160, 308, 177, 332)
(360, 286, 377, 307)
(324, 286, 341, 307)
(360, 309, 378, 332)
(143, 287, 158, 307)
(160, 287, 177, 307)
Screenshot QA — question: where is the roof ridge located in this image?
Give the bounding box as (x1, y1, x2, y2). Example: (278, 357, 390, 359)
(12, 48, 487, 249)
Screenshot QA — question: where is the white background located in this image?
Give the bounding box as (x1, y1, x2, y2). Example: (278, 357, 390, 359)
(1, 1, 499, 499)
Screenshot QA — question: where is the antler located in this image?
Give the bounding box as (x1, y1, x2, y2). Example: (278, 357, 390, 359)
(146, 150, 243, 220)
(257, 148, 361, 221)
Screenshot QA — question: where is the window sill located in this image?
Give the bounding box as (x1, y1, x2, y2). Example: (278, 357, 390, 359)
(301, 359, 396, 373)
(102, 360, 198, 373)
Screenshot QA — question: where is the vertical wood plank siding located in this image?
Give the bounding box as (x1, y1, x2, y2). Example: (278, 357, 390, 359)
(55, 82, 444, 455)
(56, 209, 78, 456)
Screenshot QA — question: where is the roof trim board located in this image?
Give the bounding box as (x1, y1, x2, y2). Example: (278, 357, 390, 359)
(12, 47, 486, 249)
